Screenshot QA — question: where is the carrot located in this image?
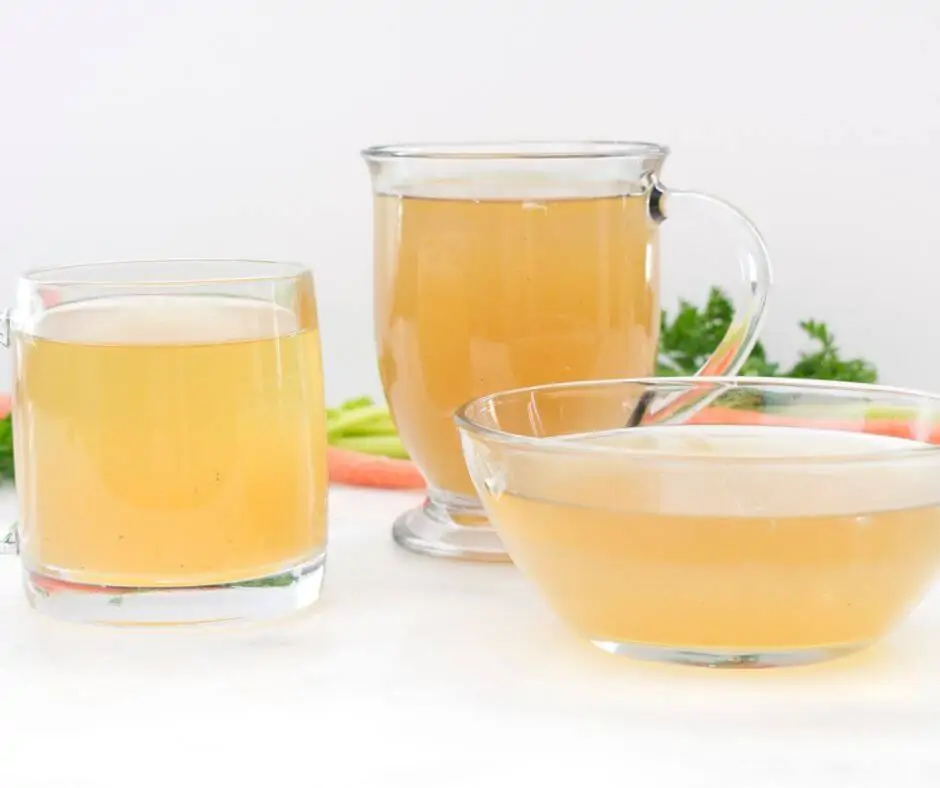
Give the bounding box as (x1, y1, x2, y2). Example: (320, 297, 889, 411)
(327, 446, 426, 490)
(39, 288, 60, 309)
(689, 407, 940, 444)
(29, 575, 124, 595)
(0, 394, 10, 419)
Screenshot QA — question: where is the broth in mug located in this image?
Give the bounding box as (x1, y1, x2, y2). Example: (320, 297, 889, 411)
(374, 189, 659, 495)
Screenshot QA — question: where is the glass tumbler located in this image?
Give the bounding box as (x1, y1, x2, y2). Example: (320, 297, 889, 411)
(0, 259, 328, 624)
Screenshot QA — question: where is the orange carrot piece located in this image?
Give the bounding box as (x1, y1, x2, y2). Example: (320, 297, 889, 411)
(689, 407, 940, 444)
(30, 575, 120, 595)
(39, 288, 60, 309)
(327, 446, 426, 490)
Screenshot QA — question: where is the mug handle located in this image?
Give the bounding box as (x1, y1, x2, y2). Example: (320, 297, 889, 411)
(636, 181, 773, 425)
(652, 181, 772, 377)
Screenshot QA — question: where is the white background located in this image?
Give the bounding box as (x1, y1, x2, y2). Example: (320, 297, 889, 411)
(0, 0, 938, 402)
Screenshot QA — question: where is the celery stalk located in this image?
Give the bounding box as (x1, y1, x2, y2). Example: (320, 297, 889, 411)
(342, 413, 398, 437)
(340, 396, 375, 411)
(333, 435, 410, 459)
(326, 404, 392, 440)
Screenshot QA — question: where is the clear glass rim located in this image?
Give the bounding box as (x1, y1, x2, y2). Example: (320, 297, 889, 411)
(453, 376, 940, 465)
(361, 140, 670, 161)
(20, 258, 310, 287)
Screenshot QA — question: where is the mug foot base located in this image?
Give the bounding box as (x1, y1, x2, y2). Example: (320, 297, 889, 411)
(392, 490, 511, 563)
(23, 552, 325, 626)
(591, 638, 870, 669)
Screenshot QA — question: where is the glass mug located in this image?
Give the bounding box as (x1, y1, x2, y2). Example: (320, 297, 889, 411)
(0, 260, 328, 624)
(362, 141, 772, 562)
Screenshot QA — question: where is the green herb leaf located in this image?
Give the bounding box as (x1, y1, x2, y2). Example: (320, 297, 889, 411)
(233, 574, 297, 588)
(0, 415, 14, 482)
(658, 288, 877, 383)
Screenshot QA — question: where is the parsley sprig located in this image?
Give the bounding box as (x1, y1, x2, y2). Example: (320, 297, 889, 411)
(658, 287, 877, 383)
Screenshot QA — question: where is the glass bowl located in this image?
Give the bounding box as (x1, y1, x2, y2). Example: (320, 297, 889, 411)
(455, 377, 940, 668)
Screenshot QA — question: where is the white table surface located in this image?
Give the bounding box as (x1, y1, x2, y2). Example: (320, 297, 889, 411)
(2, 485, 940, 787)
